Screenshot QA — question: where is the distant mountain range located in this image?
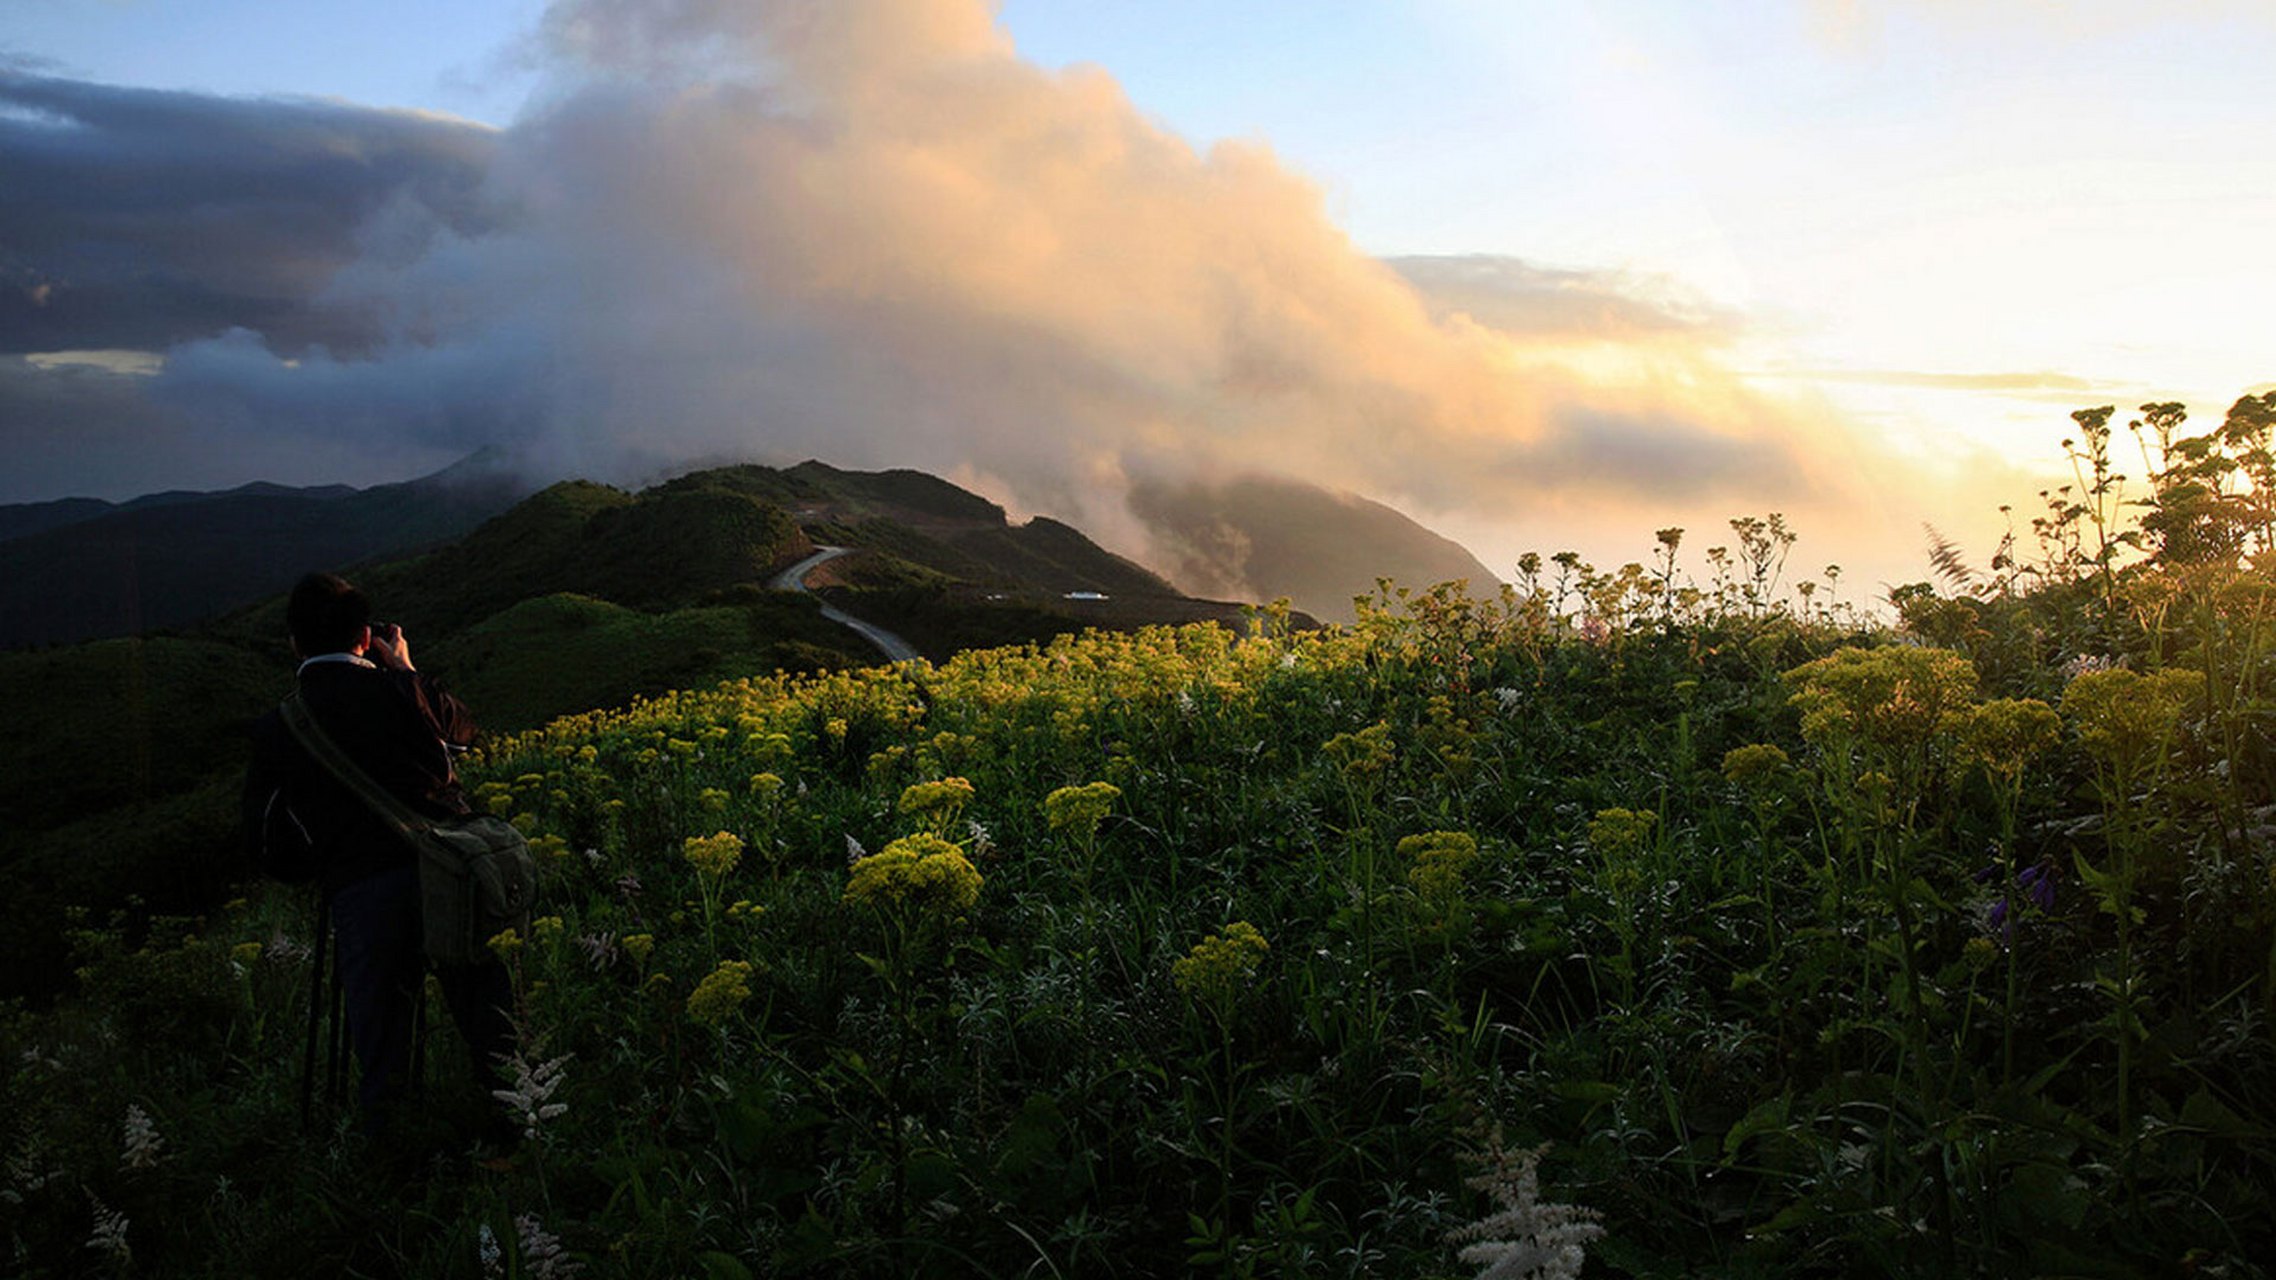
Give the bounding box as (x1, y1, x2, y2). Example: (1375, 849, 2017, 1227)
(1, 453, 1499, 647)
(0, 450, 531, 648)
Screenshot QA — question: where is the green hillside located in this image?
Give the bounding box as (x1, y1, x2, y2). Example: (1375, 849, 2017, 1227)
(0, 462, 1283, 1007)
(13, 403, 2276, 1275)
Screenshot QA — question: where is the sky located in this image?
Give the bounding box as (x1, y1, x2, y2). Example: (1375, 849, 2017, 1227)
(5, 0, 2273, 601)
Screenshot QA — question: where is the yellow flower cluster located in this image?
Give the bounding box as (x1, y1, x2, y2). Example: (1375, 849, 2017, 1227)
(898, 777, 976, 818)
(1322, 723, 1396, 777)
(844, 834, 983, 912)
(682, 831, 744, 880)
(622, 933, 655, 963)
(2063, 667, 2203, 770)
(487, 927, 525, 961)
(687, 959, 754, 1026)
(1785, 646, 1978, 753)
(1586, 808, 1657, 859)
(1720, 743, 1791, 790)
(1043, 781, 1121, 836)
(530, 916, 564, 948)
(1948, 697, 2062, 780)
(1172, 921, 1270, 1001)
(1400, 830, 1480, 896)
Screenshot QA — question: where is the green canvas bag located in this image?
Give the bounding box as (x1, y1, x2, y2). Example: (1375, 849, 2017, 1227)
(279, 691, 536, 967)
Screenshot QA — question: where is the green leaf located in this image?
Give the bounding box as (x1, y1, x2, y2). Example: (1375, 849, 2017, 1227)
(697, 1251, 755, 1280)
(2006, 1162, 2089, 1229)
(1722, 1093, 1793, 1164)
(2180, 1088, 2255, 1137)
(1554, 1080, 1623, 1104)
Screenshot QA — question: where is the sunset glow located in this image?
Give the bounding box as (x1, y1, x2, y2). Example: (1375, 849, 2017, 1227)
(5, 0, 2271, 596)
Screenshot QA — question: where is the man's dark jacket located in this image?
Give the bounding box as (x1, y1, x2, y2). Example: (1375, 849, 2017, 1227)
(242, 659, 478, 894)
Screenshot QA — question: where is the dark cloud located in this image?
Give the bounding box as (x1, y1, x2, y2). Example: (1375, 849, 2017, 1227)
(0, 71, 498, 357)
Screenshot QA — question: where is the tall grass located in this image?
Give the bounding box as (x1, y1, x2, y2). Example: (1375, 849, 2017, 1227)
(9, 395, 2276, 1276)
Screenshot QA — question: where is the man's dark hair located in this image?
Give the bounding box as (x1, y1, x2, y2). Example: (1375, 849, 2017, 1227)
(287, 572, 371, 656)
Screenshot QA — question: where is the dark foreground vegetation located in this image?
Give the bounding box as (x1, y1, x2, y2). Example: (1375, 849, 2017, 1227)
(6, 395, 2276, 1276)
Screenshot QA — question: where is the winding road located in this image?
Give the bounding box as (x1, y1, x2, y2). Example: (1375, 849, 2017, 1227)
(768, 545, 923, 665)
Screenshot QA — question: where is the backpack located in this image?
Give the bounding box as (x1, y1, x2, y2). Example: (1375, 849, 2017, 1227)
(278, 691, 536, 967)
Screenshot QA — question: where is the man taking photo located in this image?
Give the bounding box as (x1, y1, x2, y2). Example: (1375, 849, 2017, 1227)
(243, 571, 516, 1139)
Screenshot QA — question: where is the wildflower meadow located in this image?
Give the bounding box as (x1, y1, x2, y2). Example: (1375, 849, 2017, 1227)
(7, 397, 2276, 1276)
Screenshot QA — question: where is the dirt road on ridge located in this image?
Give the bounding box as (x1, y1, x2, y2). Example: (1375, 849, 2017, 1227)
(769, 546, 923, 665)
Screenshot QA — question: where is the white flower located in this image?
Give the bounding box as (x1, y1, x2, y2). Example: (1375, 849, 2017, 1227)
(1176, 689, 1197, 716)
(4, 1135, 56, 1206)
(1447, 1133, 1604, 1280)
(120, 1103, 164, 1170)
(845, 833, 867, 865)
(491, 1049, 573, 1141)
(966, 819, 994, 859)
(85, 1191, 131, 1264)
(478, 1222, 504, 1279)
(574, 932, 620, 971)
(516, 1213, 583, 1279)
(265, 929, 312, 966)
(1493, 686, 1525, 714)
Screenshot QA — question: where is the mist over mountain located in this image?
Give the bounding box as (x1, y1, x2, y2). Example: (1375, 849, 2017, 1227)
(1, 0, 1890, 598)
(1130, 475, 1500, 621)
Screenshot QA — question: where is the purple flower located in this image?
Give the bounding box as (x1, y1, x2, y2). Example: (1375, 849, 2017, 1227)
(2019, 858, 2057, 912)
(1985, 858, 2058, 941)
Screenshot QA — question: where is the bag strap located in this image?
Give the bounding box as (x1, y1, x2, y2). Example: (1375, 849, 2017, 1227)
(278, 690, 436, 843)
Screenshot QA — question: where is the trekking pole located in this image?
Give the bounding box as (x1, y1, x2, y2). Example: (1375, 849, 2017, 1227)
(300, 893, 330, 1127)
(326, 931, 348, 1106)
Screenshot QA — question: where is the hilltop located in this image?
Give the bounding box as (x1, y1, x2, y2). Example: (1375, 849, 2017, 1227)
(0, 459, 1337, 1000)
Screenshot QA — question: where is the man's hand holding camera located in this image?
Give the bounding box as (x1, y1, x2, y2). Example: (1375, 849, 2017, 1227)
(367, 621, 415, 672)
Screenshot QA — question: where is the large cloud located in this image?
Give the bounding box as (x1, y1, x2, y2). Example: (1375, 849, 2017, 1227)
(0, 72, 497, 358)
(2, 0, 1941, 588)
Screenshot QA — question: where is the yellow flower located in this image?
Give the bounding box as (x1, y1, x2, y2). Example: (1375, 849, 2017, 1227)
(1720, 743, 1792, 791)
(687, 959, 754, 1026)
(750, 772, 784, 798)
(897, 777, 976, 818)
(1321, 723, 1395, 777)
(1043, 782, 1120, 837)
(1785, 646, 1978, 753)
(1172, 921, 1269, 1001)
(698, 787, 731, 812)
(230, 941, 263, 967)
(487, 928, 525, 961)
(622, 933, 655, 963)
(2063, 667, 2203, 770)
(844, 833, 983, 912)
(683, 831, 744, 880)
(530, 916, 565, 948)
(1586, 808, 1657, 859)
(1947, 698, 2061, 780)
(1400, 830, 1480, 897)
